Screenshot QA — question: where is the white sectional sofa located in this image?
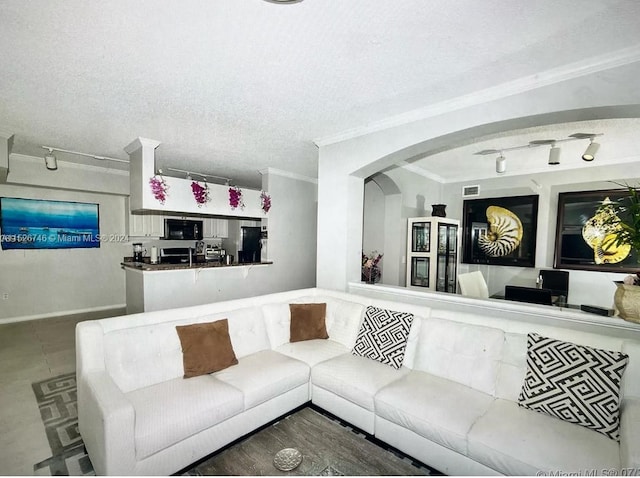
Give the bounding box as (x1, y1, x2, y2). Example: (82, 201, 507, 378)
(76, 287, 640, 476)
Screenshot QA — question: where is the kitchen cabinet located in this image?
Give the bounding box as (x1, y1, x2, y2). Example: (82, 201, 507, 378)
(203, 218, 229, 238)
(128, 211, 164, 238)
(406, 217, 460, 293)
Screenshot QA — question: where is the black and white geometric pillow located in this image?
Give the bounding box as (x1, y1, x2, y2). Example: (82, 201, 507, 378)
(518, 333, 629, 441)
(351, 306, 414, 369)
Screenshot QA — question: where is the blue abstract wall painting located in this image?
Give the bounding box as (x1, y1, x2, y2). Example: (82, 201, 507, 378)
(0, 197, 100, 250)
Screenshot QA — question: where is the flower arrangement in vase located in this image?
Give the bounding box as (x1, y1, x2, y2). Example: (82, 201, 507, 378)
(191, 181, 210, 207)
(361, 251, 383, 284)
(149, 175, 169, 204)
(260, 191, 272, 214)
(229, 186, 245, 210)
(597, 183, 640, 322)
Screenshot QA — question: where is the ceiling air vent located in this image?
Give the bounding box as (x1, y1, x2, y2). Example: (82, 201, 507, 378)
(462, 185, 480, 198)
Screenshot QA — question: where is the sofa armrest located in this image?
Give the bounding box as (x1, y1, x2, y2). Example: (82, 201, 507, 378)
(620, 398, 640, 469)
(78, 370, 136, 475)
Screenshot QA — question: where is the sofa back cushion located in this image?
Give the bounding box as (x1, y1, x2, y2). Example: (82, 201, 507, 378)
(103, 306, 270, 393)
(413, 317, 505, 395)
(262, 296, 365, 350)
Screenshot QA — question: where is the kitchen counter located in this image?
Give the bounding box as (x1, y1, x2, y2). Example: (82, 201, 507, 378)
(123, 257, 276, 314)
(121, 259, 272, 272)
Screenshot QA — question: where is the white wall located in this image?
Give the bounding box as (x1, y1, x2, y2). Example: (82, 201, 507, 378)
(317, 58, 640, 294)
(362, 180, 385, 259)
(262, 171, 317, 291)
(0, 182, 129, 322)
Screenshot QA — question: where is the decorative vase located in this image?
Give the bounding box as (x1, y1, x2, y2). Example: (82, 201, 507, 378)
(613, 282, 640, 323)
(361, 266, 380, 284)
(431, 204, 447, 217)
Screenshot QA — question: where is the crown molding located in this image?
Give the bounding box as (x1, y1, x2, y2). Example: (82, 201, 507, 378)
(314, 45, 640, 147)
(10, 153, 129, 176)
(259, 167, 318, 184)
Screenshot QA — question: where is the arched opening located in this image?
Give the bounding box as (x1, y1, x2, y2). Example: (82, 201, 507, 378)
(363, 173, 403, 285)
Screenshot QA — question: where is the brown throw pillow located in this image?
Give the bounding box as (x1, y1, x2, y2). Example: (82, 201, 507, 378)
(289, 303, 329, 342)
(175, 319, 238, 378)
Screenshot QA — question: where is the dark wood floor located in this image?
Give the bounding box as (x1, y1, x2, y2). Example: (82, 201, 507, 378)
(188, 406, 437, 476)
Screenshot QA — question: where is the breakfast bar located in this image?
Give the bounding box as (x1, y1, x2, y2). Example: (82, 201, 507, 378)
(123, 260, 274, 314)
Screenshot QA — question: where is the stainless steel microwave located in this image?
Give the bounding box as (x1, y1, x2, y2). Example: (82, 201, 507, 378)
(163, 219, 203, 240)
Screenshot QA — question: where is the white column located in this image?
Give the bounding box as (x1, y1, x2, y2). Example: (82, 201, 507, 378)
(124, 137, 161, 211)
(0, 131, 14, 183)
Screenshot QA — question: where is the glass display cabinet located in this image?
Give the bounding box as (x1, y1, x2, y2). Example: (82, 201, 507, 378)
(406, 217, 460, 293)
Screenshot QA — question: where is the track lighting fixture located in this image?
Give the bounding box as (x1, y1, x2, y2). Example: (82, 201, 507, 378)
(475, 132, 603, 174)
(582, 139, 600, 161)
(548, 144, 561, 165)
(41, 145, 128, 165)
(44, 148, 57, 170)
(166, 167, 231, 185)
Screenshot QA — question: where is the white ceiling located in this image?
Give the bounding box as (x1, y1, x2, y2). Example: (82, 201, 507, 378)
(1, 0, 640, 188)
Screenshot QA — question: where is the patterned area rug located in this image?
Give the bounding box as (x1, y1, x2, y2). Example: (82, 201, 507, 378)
(32, 373, 441, 476)
(32, 373, 94, 476)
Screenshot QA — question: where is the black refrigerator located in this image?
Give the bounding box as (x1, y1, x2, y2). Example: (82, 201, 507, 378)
(240, 226, 261, 263)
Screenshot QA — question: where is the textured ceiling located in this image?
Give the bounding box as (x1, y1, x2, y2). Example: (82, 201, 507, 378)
(1, 0, 640, 188)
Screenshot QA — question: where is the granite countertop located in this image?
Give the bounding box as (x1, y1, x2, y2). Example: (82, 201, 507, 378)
(121, 259, 272, 271)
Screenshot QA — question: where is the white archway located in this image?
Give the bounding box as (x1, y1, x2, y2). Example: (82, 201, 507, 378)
(363, 173, 403, 285)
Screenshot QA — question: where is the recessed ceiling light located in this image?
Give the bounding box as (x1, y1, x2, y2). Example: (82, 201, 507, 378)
(263, 0, 303, 3)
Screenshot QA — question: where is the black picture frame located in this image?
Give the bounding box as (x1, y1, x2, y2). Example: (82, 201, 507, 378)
(462, 194, 539, 267)
(554, 189, 639, 272)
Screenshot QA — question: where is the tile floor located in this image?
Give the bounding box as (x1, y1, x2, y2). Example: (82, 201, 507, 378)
(0, 308, 125, 476)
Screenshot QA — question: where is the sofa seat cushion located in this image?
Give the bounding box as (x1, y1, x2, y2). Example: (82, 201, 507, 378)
(467, 398, 620, 476)
(275, 339, 348, 367)
(127, 375, 243, 460)
(375, 371, 494, 455)
(214, 350, 310, 409)
(311, 353, 409, 411)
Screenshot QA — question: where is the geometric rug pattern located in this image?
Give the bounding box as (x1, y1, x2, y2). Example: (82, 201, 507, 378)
(31, 373, 94, 476)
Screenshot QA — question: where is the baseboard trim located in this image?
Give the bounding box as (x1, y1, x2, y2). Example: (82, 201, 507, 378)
(0, 303, 127, 324)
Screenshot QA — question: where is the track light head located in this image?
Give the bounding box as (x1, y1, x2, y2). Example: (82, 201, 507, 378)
(548, 145, 561, 165)
(44, 148, 57, 170)
(582, 140, 600, 161)
(496, 155, 506, 174)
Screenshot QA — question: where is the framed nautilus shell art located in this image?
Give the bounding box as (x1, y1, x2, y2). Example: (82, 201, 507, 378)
(462, 195, 539, 267)
(554, 189, 638, 272)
